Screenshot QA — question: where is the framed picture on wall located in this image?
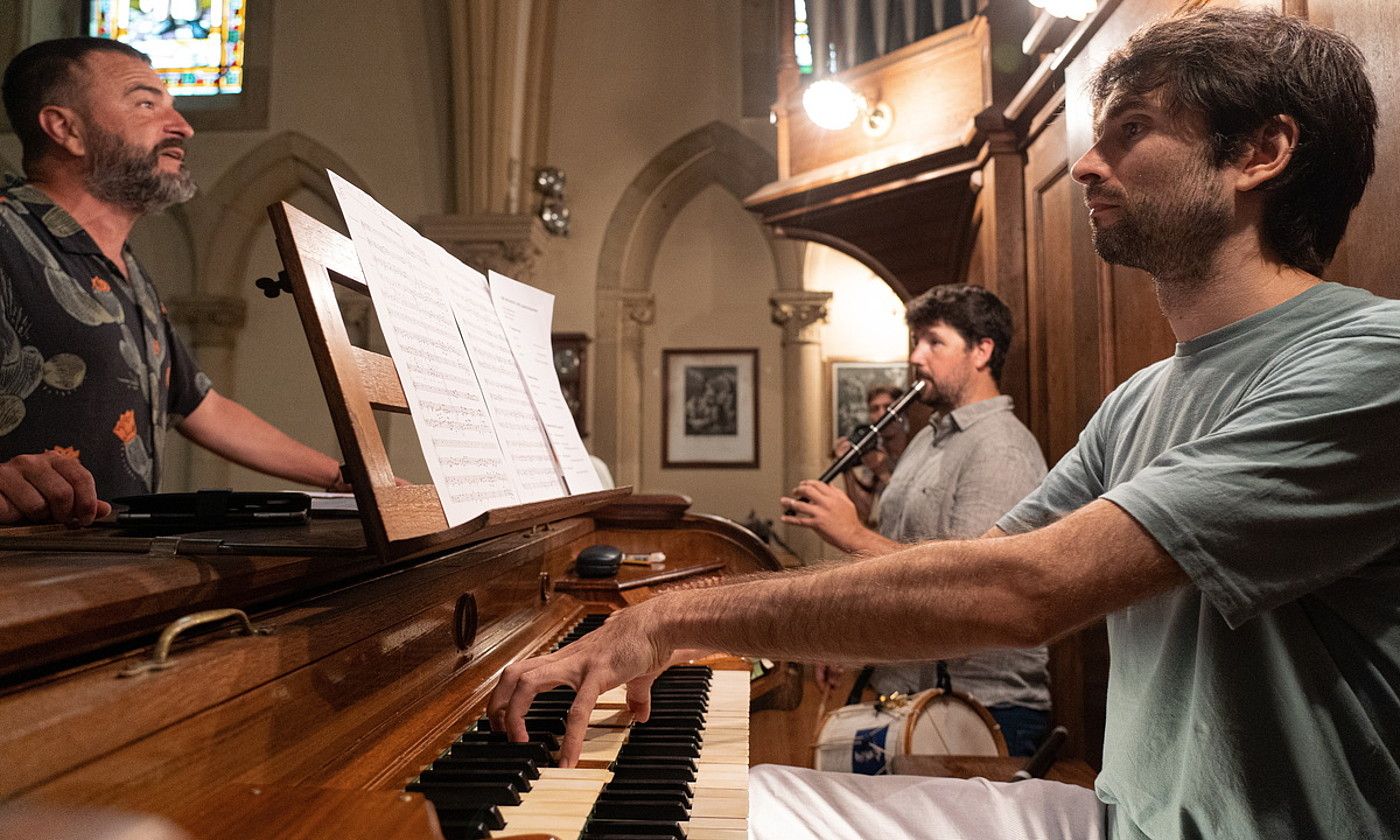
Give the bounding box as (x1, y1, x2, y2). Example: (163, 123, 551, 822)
(662, 349, 759, 469)
(829, 360, 910, 441)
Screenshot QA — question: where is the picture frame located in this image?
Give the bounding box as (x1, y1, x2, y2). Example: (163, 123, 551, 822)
(829, 360, 910, 441)
(662, 348, 759, 469)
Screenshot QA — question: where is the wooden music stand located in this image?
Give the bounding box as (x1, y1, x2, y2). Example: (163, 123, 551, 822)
(267, 201, 628, 563)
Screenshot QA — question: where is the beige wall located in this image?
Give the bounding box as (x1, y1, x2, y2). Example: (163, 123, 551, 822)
(641, 185, 783, 522)
(90, 0, 452, 490)
(0, 1, 868, 543)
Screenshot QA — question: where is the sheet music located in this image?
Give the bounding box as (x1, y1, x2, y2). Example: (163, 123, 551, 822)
(488, 271, 604, 494)
(329, 172, 520, 525)
(427, 243, 566, 503)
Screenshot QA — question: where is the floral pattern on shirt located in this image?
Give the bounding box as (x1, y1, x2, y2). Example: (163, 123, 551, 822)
(0, 177, 209, 495)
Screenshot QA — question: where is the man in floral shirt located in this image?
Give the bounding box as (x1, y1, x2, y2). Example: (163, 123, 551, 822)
(0, 37, 348, 524)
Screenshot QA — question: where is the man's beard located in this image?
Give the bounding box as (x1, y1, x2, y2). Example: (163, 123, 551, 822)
(83, 123, 196, 214)
(1088, 155, 1230, 285)
(915, 371, 962, 414)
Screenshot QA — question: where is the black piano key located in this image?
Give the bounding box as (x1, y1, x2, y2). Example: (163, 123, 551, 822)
(521, 716, 568, 736)
(595, 790, 690, 808)
(581, 819, 685, 839)
(447, 741, 551, 765)
(590, 800, 689, 822)
(433, 804, 506, 832)
(456, 729, 562, 752)
(611, 755, 697, 772)
(624, 735, 701, 749)
(406, 782, 521, 806)
(428, 756, 539, 779)
(414, 767, 532, 791)
(602, 780, 693, 797)
(434, 817, 492, 840)
(608, 763, 696, 782)
(617, 742, 701, 760)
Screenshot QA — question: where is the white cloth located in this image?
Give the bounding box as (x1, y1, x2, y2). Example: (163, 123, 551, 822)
(748, 764, 1105, 840)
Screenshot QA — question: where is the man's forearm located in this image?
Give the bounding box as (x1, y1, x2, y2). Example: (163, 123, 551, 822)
(179, 390, 341, 487)
(650, 537, 1040, 665)
(652, 500, 1186, 664)
(832, 525, 903, 557)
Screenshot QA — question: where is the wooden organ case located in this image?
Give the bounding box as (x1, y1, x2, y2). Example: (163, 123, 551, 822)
(0, 203, 786, 839)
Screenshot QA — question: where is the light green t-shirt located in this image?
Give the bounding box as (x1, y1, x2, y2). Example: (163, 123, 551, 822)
(999, 282, 1400, 839)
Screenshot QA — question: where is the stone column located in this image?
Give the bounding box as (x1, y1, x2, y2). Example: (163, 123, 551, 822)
(423, 0, 558, 277)
(166, 294, 246, 490)
(594, 289, 655, 488)
(770, 289, 831, 564)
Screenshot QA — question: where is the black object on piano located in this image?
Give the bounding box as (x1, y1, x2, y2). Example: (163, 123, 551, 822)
(112, 490, 311, 531)
(575, 544, 623, 578)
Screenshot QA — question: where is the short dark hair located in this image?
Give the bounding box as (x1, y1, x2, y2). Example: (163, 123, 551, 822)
(2, 37, 151, 168)
(1090, 9, 1377, 276)
(905, 284, 1013, 381)
(867, 384, 904, 404)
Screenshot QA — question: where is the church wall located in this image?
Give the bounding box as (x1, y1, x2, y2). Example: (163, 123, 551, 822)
(121, 0, 454, 490)
(642, 185, 783, 522)
(538, 1, 792, 524)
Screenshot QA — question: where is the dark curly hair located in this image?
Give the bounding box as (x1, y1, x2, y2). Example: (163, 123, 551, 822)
(904, 284, 1013, 382)
(1090, 9, 1377, 275)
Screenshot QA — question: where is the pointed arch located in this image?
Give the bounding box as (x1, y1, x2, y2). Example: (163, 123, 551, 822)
(592, 120, 806, 488)
(597, 120, 801, 295)
(192, 131, 373, 298)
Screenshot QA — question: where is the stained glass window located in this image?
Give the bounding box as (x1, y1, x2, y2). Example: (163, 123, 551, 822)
(88, 1, 248, 96)
(794, 0, 813, 75)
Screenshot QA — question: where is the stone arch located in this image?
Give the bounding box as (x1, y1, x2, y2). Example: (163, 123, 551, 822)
(192, 131, 372, 298)
(593, 121, 820, 508)
(173, 132, 374, 490)
(597, 120, 801, 296)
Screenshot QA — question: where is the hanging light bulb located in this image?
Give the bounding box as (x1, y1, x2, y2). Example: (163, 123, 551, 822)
(1028, 0, 1098, 22)
(803, 79, 862, 131)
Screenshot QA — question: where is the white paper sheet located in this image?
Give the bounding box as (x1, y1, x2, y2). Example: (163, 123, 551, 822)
(487, 271, 604, 494)
(329, 173, 520, 525)
(427, 243, 566, 503)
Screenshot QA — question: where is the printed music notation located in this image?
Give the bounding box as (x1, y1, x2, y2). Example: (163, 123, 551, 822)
(331, 172, 520, 526)
(430, 243, 568, 502)
(487, 272, 604, 495)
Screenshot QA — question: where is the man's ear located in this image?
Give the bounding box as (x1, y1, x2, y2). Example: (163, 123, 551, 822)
(1235, 114, 1299, 193)
(35, 105, 86, 158)
(971, 337, 995, 371)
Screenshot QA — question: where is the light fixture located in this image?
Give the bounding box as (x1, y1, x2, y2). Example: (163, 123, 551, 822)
(533, 166, 570, 237)
(1028, 0, 1097, 22)
(802, 79, 893, 137)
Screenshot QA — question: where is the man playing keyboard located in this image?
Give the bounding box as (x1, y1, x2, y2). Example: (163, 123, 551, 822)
(490, 9, 1400, 839)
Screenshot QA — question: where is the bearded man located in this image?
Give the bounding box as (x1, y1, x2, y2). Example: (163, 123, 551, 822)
(490, 9, 1400, 839)
(0, 38, 348, 525)
(783, 285, 1051, 756)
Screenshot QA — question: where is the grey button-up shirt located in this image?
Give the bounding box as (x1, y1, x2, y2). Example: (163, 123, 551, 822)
(871, 395, 1052, 709)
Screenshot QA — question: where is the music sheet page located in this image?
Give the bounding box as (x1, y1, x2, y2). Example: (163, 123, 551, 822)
(330, 172, 521, 525)
(428, 243, 566, 503)
(488, 271, 604, 494)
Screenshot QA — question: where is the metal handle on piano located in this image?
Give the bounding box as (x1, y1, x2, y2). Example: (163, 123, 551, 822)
(119, 608, 273, 678)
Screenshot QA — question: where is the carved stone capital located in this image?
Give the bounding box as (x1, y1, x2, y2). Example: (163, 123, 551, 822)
(769, 290, 831, 342)
(598, 289, 656, 328)
(166, 294, 247, 348)
(419, 212, 548, 282)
